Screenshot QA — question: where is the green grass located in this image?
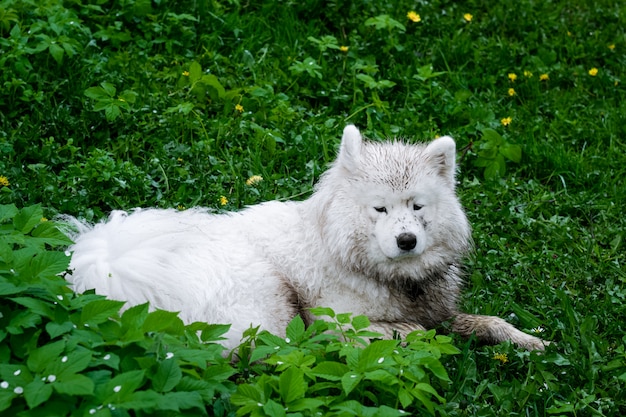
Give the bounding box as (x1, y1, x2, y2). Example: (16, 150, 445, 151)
(1, 0, 625, 415)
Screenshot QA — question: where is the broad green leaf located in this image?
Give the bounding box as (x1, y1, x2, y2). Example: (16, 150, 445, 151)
(54, 373, 95, 396)
(311, 361, 350, 381)
(351, 315, 371, 331)
(286, 314, 305, 343)
(99, 370, 145, 402)
(24, 378, 52, 408)
(309, 306, 335, 318)
(341, 371, 363, 395)
(27, 340, 65, 373)
(49, 42, 64, 65)
(199, 323, 230, 342)
(0, 390, 15, 412)
(121, 303, 149, 330)
(278, 367, 306, 403)
(84, 86, 110, 100)
(28, 251, 72, 280)
(500, 142, 522, 163)
(152, 359, 182, 393)
(160, 391, 204, 412)
(189, 61, 202, 83)
(100, 82, 116, 97)
(10, 297, 54, 319)
(0, 204, 18, 223)
(201, 74, 225, 98)
(104, 104, 122, 121)
(357, 339, 398, 372)
(121, 389, 162, 411)
(13, 205, 43, 234)
(143, 308, 182, 333)
(263, 399, 287, 417)
(80, 299, 125, 325)
(30, 221, 74, 246)
(481, 128, 504, 146)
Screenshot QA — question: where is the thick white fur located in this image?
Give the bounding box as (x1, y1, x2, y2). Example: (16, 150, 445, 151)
(67, 125, 548, 351)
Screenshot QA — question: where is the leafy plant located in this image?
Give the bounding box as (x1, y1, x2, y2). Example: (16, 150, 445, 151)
(473, 128, 522, 180)
(84, 82, 138, 122)
(231, 308, 459, 416)
(0, 204, 237, 416)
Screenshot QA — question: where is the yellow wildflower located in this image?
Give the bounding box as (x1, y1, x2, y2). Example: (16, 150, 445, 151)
(0, 176, 9, 187)
(508, 73, 517, 82)
(246, 175, 263, 186)
(608, 44, 615, 50)
(501, 117, 512, 126)
(523, 70, 533, 78)
(407, 11, 421, 23)
(177, 205, 186, 211)
(508, 88, 516, 96)
(182, 71, 190, 77)
(339, 45, 349, 52)
(219, 196, 228, 206)
(493, 352, 509, 364)
(40, 217, 48, 222)
(540, 73, 549, 81)
(235, 104, 244, 112)
(463, 13, 473, 22)
(588, 67, 598, 76)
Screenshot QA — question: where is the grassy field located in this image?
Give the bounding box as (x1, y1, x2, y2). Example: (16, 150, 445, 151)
(1, 0, 625, 415)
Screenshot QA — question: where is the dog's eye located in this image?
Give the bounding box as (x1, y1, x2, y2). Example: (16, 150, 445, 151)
(413, 204, 423, 211)
(374, 207, 387, 214)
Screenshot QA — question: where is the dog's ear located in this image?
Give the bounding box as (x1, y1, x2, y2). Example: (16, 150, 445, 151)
(425, 135, 457, 185)
(337, 125, 363, 173)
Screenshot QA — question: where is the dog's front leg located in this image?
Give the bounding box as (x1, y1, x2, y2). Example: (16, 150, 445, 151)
(452, 313, 549, 351)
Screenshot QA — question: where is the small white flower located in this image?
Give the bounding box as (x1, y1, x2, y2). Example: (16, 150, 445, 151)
(113, 385, 122, 393)
(61, 356, 68, 363)
(285, 338, 291, 343)
(103, 354, 111, 360)
(377, 357, 384, 364)
(13, 370, 21, 376)
(14, 386, 24, 394)
(257, 402, 263, 407)
(276, 361, 284, 365)
(531, 326, 545, 333)
(0, 381, 8, 389)
(89, 409, 97, 415)
(165, 352, 174, 360)
(47, 375, 57, 382)
(57, 295, 64, 300)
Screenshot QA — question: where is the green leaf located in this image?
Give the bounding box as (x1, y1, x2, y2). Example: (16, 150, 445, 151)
(278, 367, 306, 403)
(189, 61, 202, 83)
(24, 378, 53, 408)
(100, 82, 117, 97)
(27, 340, 65, 373)
(30, 221, 74, 246)
(161, 391, 205, 412)
(481, 128, 504, 146)
(152, 359, 182, 393)
(13, 205, 43, 234)
(309, 306, 335, 318)
(49, 42, 64, 65)
(0, 204, 18, 223)
(80, 299, 125, 325)
(10, 297, 54, 319)
(357, 340, 398, 372)
(54, 373, 95, 396)
(263, 399, 287, 417)
(341, 371, 363, 395)
(199, 323, 230, 342)
(201, 74, 225, 99)
(104, 104, 122, 121)
(351, 315, 371, 331)
(46, 321, 74, 339)
(286, 314, 305, 343)
(500, 142, 522, 163)
(143, 309, 183, 333)
(311, 361, 350, 381)
(84, 87, 110, 100)
(28, 251, 72, 280)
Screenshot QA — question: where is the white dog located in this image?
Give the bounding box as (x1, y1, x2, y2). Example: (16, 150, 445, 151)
(66, 125, 548, 351)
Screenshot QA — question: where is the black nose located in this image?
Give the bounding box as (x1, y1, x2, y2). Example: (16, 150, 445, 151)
(396, 233, 417, 251)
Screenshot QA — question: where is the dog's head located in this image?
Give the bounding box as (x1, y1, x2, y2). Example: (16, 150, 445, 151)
(315, 125, 471, 280)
